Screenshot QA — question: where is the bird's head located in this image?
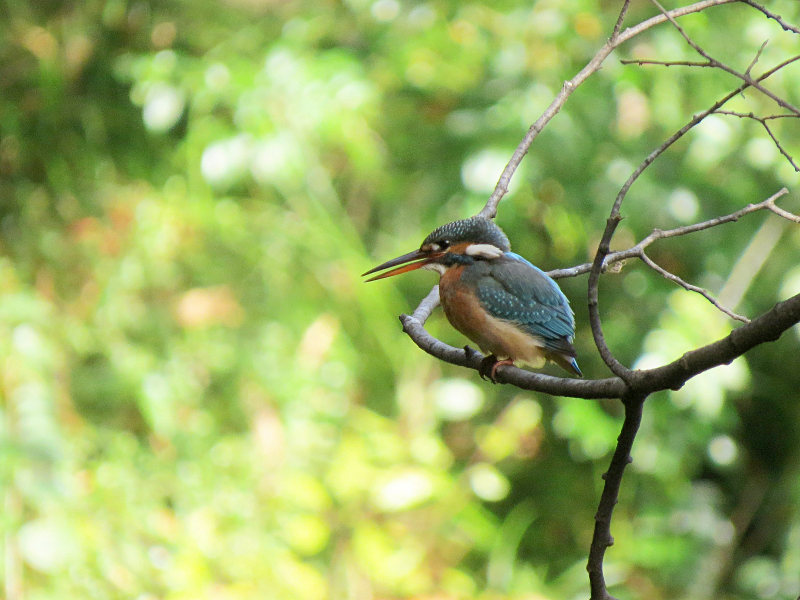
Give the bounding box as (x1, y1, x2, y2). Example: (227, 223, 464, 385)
(363, 216, 511, 281)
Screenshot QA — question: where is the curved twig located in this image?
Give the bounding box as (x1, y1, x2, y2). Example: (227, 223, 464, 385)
(652, 0, 800, 115)
(714, 110, 800, 172)
(477, 0, 740, 220)
(739, 0, 800, 35)
(639, 250, 749, 322)
(550, 187, 796, 279)
(549, 188, 795, 322)
(586, 54, 800, 376)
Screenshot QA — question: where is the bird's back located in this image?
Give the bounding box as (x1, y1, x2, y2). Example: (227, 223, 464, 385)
(440, 253, 580, 374)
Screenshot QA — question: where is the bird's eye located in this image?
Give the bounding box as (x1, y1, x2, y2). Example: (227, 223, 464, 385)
(425, 241, 449, 252)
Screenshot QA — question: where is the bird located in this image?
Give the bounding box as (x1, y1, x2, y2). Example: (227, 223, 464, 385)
(363, 216, 581, 380)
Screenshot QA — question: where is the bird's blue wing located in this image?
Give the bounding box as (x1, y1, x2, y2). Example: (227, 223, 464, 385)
(474, 252, 575, 349)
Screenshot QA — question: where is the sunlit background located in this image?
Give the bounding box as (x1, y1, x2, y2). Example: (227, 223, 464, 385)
(2, 1, 800, 598)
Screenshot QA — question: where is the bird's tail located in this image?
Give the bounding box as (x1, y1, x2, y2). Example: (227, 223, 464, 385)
(548, 351, 583, 377)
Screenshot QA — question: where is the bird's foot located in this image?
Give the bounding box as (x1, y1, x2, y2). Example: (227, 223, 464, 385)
(479, 355, 514, 383)
(478, 355, 496, 382)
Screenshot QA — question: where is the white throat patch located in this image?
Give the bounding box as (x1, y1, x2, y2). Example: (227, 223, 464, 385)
(465, 244, 504, 259)
(422, 262, 446, 275)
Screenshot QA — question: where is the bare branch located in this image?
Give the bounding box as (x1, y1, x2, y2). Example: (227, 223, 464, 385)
(714, 111, 800, 121)
(589, 98, 730, 377)
(586, 51, 799, 376)
(615, 0, 738, 45)
(619, 58, 714, 67)
(612, 0, 632, 37)
(588, 393, 645, 600)
(639, 250, 750, 322)
(400, 5, 800, 395)
(766, 198, 800, 223)
(470, 4, 799, 598)
(410, 285, 441, 322)
(745, 40, 769, 77)
(587, 215, 633, 379)
(651, 0, 800, 115)
(753, 53, 800, 81)
(399, 290, 800, 400)
(740, 0, 800, 34)
(631, 292, 800, 391)
(714, 109, 800, 172)
(476, 6, 800, 381)
(480, 0, 797, 222)
(477, 0, 740, 220)
(382, 4, 799, 599)
(760, 120, 798, 171)
(398, 310, 628, 399)
(549, 188, 795, 279)
(419, 10, 800, 385)
(553, 190, 793, 323)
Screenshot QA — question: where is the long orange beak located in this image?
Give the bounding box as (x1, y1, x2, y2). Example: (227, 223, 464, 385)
(362, 249, 434, 282)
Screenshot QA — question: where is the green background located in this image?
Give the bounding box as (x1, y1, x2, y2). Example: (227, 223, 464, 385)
(2, 0, 800, 598)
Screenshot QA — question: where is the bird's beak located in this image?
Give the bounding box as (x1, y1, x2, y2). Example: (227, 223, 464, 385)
(362, 249, 435, 282)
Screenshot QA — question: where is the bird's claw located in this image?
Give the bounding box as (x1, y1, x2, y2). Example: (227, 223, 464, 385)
(478, 355, 514, 383)
(479, 355, 499, 383)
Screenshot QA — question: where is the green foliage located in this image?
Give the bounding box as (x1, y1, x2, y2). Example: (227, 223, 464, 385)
(2, 0, 800, 598)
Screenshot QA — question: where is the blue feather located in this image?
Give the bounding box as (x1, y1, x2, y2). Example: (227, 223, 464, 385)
(474, 252, 576, 347)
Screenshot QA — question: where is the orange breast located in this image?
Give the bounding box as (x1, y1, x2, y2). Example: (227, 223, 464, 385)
(439, 266, 546, 365)
(439, 266, 490, 347)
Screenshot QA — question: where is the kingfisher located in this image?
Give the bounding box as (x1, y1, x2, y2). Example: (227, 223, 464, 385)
(363, 216, 581, 380)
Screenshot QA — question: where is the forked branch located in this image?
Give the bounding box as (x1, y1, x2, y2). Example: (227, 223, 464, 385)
(714, 110, 800, 172)
(585, 53, 800, 374)
(549, 188, 796, 322)
(477, 0, 741, 220)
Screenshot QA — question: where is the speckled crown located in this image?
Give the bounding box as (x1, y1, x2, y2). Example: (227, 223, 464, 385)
(422, 217, 511, 252)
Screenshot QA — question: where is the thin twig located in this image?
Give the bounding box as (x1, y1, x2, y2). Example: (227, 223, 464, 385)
(411, 285, 441, 322)
(639, 250, 749, 322)
(549, 187, 794, 278)
(767, 203, 800, 223)
(761, 121, 798, 172)
(585, 52, 800, 376)
(581, 190, 794, 323)
(651, 0, 800, 115)
(714, 111, 800, 121)
(714, 110, 800, 172)
(477, 0, 740, 220)
(620, 58, 714, 67)
(740, 0, 800, 34)
(615, 0, 738, 45)
(745, 40, 769, 77)
(612, 0, 632, 37)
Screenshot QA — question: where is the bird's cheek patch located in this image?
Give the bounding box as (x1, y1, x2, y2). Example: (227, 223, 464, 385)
(465, 244, 504, 259)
